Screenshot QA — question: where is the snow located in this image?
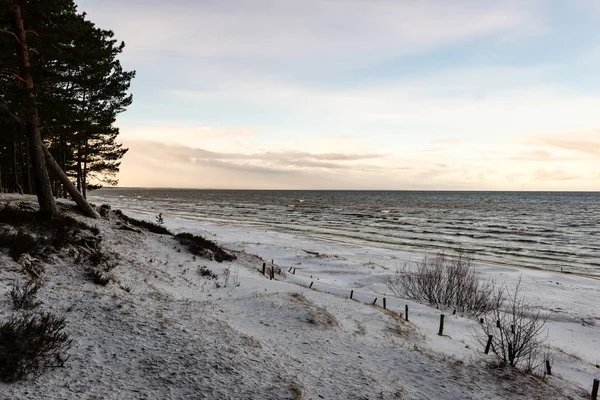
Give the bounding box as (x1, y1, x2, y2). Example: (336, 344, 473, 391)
(1, 194, 598, 399)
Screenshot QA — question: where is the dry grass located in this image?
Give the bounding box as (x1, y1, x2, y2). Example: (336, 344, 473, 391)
(290, 293, 338, 328)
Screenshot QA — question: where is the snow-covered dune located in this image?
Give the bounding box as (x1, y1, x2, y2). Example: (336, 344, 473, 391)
(1, 196, 598, 399)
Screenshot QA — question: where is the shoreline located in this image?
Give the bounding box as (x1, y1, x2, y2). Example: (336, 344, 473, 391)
(113, 205, 600, 281)
(1, 194, 599, 398)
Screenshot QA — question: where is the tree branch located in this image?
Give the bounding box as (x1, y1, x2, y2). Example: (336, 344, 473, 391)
(0, 69, 27, 85)
(0, 28, 20, 42)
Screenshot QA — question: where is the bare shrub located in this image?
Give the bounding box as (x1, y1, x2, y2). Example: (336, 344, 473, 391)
(10, 280, 41, 310)
(0, 312, 72, 382)
(388, 252, 498, 317)
(474, 278, 550, 371)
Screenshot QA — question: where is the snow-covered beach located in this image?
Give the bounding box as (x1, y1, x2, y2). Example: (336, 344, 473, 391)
(1, 195, 599, 399)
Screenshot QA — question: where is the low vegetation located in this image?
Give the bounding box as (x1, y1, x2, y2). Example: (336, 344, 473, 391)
(0, 203, 100, 261)
(474, 278, 550, 372)
(176, 232, 236, 263)
(0, 312, 72, 383)
(388, 252, 498, 317)
(10, 280, 42, 310)
(114, 209, 171, 235)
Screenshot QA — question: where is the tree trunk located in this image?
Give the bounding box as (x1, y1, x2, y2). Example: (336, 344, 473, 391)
(44, 147, 99, 219)
(12, 141, 23, 194)
(77, 142, 82, 192)
(10, 2, 59, 219)
(82, 138, 88, 199)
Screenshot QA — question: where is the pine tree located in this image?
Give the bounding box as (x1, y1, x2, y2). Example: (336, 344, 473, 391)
(1, 0, 133, 213)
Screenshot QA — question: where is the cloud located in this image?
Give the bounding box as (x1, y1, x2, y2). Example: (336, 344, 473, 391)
(119, 140, 403, 189)
(533, 129, 600, 157)
(511, 149, 553, 160)
(124, 140, 387, 170)
(534, 169, 580, 181)
(77, 0, 543, 67)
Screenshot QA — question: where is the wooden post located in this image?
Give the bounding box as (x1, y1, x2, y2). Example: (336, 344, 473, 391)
(270, 267, 274, 280)
(438, 314, 445, 336)
(405, 305, 409, 321)
(288, 267, 292, 272)
(592, 378, 599, 400)
(262, 263, 266, 275)
(545, 360, 552, 376)
(453, 309, 456, 315)
(485, 335, 493, 354)
(350, 290, 354, 300)
(309, 282, 313, 289)
(293, 268, 296, 274)
(383, 298, 386, 310)
(372, 298, 377, 305)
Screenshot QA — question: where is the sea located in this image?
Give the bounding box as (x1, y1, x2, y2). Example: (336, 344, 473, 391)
(90, 189, 600, 277)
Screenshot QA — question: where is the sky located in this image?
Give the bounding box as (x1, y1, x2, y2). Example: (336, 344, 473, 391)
(76, 0, 600, 190)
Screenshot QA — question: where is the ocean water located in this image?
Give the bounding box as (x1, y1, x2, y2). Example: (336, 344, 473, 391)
(91, 189, 600, 276)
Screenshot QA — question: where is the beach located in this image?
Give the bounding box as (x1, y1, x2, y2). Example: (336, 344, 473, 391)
(1, 194, 598, 399)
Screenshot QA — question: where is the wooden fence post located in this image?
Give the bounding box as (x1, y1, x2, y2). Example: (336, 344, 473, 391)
(293, 268, 296, 274)
(309, 282, 313, 289)
(262, 263, 266, 275)
(545, 360, 552, 376)
(438, 314, 445, 336)
(592, 378, 599, 400)
(350, 290, 354, 300)
(372, 298, 377, 305)
(270, 266, 274, 280)
(383, 298, 387, 310)
(288, 267, 292, 272)
(405, 305, 409, 321)
(485, 335, 493, 354)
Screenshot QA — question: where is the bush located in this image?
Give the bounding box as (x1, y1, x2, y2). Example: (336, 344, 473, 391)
(98, 204, 111, 219)
(197, 265, 218, 279)
(0, 206, 100, 261)
(10, 280, 41, 310)
(0, 312, 72, 382)
(176, 232, 236, 263)
(0, 229, 40, 261)
(114, 210, 172, 235)
(388, 252, 498, 317)
(474, 278, 550, 371)
(85, 268, 112, 286)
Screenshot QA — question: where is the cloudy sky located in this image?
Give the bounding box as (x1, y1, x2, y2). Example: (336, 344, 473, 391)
(76, 0, 600, 190)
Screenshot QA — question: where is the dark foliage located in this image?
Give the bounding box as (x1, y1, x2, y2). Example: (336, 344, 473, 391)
(0, 204, 100, 260)
(0, 312, 72, 383)
(197, 266, 218, 279)
(0, 228, 39, 261)
(176, 232, 236, 263)
(114, 209, 171, 235)
(10, 280, 41, 310)
(98, 204, 111, 219)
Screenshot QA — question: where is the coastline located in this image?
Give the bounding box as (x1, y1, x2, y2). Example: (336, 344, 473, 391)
(1, 194, 598, 398)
